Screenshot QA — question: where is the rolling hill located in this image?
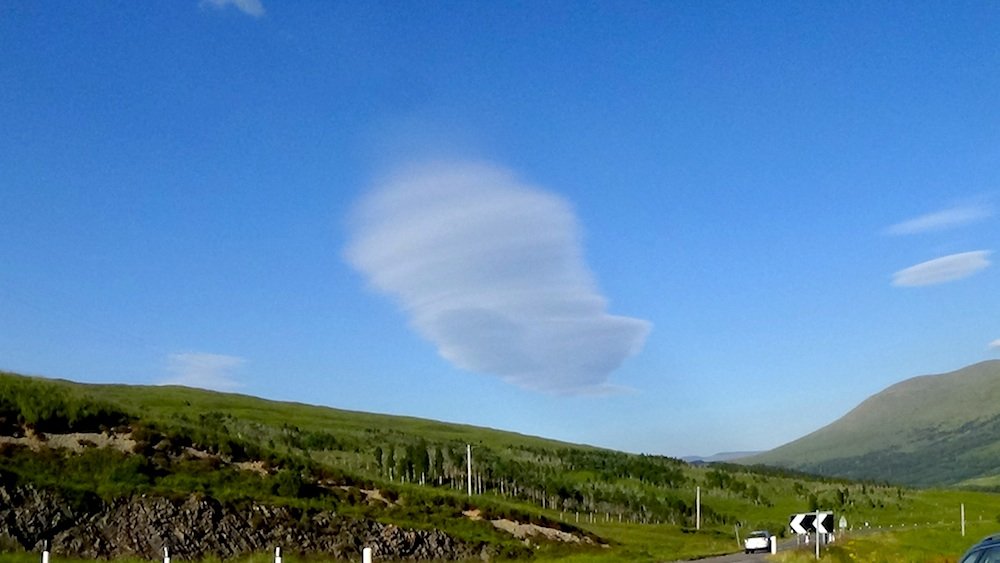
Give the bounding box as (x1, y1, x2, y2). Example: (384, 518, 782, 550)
(0, 369, 940, 561)
(742, 360, 1000, 487)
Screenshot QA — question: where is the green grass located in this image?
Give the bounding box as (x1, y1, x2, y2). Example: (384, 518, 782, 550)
(89, 382, 579, 453)
(769, 522, 997, 563)
(4, 371, 1000, 562)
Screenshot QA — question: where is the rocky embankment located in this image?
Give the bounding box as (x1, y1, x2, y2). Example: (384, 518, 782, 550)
(0, 484, 491, 560)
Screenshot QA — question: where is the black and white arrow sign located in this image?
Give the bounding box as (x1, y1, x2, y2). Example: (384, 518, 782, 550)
(790, 512, 834, 534)
(790, 513, 813, 534)
(816, 512, 833, 534)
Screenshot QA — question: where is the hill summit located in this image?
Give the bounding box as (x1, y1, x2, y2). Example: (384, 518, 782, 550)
(742, 360, 1000, 487)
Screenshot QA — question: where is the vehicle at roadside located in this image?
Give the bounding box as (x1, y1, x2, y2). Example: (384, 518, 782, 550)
(744, 530, 772, 554)
(959, 533, 1000, 563)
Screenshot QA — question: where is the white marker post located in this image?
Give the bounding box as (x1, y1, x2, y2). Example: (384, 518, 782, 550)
(362, 547, 373, 563)
(163, 547, 170, 563)
(274, 547, 282, 563)
(41, 541, 49, 563)
(962, 503, 966, 537)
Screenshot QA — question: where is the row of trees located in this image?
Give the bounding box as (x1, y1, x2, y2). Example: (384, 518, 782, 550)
(363, 439, 718, 526)
(2, 372, 905, 532)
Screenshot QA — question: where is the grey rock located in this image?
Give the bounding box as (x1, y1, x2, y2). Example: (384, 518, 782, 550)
(0, 484, 495, 560)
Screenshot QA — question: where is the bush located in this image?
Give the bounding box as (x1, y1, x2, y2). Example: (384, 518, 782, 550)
(271, 469, 304, 498)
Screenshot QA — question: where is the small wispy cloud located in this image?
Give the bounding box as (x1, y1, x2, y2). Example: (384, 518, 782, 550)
(989, 339, 1000, 351)
(200, 0, 265, 18)
(892, 251, 992, 287)
(345, 160, 651, 394)
(885, 204, 993, 236)
(161, 352, 245, 391)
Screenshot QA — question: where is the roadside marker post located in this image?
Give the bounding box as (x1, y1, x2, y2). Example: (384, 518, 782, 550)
(163, 547, 170, 563)
(363, 546, 373, 563)
(961, 503, 966, 537)
(274, 547, 282, 563)
(41, 541, 49, 563)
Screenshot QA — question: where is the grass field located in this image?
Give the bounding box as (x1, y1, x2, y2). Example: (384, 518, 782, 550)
(3, 372, 1000, 562)
(770, 521, 998, 563)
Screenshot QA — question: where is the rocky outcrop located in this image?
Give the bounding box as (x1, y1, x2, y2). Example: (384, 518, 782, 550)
(0, 484, 493, 560)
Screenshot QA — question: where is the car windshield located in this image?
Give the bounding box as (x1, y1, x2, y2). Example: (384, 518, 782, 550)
(749, 532, 768, 538)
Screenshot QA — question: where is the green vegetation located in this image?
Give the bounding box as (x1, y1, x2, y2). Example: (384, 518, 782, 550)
(0, 370, 998, 561)
(745, 360, 1000, 487)
(770, 519, 1000, 563)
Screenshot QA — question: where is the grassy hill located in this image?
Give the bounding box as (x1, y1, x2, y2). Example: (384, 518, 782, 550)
(1, 369, 997, 561)
(742, 360, 1000, 487)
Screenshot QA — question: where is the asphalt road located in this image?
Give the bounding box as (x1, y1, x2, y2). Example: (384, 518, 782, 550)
(671, 539, 807, 563)
(670, 550, 770, 563)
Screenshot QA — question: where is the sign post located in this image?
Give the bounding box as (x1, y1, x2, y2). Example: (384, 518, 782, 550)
(815, 520, 820, 560)
(789, 511, 834, 559)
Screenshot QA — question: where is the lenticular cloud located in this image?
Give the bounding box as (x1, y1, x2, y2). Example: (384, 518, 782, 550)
(891, 251, 991, 287)
(345, 161, 651, 393)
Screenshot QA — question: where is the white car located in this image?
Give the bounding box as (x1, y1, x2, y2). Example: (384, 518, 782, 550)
(744, 530, 772, 554)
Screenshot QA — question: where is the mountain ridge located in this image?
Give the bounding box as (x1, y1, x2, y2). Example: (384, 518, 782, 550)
(741, 360, 1000, 486)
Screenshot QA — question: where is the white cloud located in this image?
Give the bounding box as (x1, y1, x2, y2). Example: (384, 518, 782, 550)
(345, 161, 651, 394)
(990, 339, 1000, 350)
(885, 204, 993, 235)
(892, 251, 992, 287)
(161, 352, 245, 391)
(200, 0, 265, 18)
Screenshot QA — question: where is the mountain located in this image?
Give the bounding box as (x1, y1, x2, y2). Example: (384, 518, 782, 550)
(741, 360, 1000, 487)
(682, 451, 762, 464)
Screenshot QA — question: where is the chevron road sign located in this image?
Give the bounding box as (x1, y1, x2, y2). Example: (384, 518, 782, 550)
(790, 513, 814, 534)
(790, 511, 834, 534)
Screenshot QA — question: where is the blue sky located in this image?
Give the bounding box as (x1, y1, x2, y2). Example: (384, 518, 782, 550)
(2, 1, 998, 457)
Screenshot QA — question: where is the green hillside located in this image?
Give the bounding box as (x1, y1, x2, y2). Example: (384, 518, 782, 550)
(743, 360, 1000, 487)
(0, 369, 996, 561)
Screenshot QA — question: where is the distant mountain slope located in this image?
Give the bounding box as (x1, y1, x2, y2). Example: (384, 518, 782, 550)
(682, 452, 762, 464)
(741, 360, 1000, 487)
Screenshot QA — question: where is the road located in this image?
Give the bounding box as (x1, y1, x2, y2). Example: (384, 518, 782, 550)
(671, 539, 807, 563)
(670, 550, 770, 563)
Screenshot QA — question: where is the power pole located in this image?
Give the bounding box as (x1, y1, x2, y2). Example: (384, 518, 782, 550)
(696, 486, 701, 530)
(466, 444, 472, 496)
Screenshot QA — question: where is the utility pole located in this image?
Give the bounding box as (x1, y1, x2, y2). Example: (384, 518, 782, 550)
(696, 486, 701, 530)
